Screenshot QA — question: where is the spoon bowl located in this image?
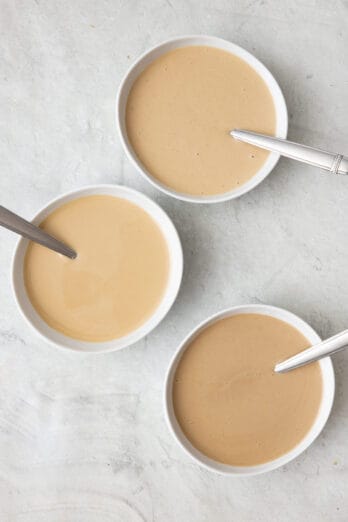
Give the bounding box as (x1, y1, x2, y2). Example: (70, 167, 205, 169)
(164, 304, 335, 475)
(12, 185, 183, 353)
(117, 35, 288, 203)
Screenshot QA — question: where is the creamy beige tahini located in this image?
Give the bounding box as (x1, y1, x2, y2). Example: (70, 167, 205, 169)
(24, 195, 169, 342)
(173, 313, 322, 466)
(126, 46, 276, 196)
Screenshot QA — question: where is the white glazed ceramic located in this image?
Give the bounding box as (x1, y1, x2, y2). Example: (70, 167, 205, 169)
(12, 185, 183, 353)
(117, 35, 288, 203)
(164, 304, 335, 476)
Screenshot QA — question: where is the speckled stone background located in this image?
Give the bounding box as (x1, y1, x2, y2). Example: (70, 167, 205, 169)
(0, 1, 347, 520)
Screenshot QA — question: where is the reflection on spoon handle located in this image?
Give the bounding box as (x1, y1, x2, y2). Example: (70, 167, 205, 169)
(275, 329, 348, 373)
(231, 130, 348, 175)
(0, 205, 76, 259)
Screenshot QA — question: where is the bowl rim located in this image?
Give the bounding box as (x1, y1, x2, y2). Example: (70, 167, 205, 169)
(12, 184, 183, 354)
(163, 304, 335, 476)
(116, 34, 288, 204)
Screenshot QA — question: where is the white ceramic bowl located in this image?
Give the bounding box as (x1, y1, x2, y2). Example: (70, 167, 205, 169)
(12, 185, 183, 353)
(164, 304, 335, 476)
(117, 35, 288, 204)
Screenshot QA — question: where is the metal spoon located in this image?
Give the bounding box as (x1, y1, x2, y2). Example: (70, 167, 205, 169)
(0, 205, 77, 259)
(274, 330, 348, 373)
(231, 130, 348, 175)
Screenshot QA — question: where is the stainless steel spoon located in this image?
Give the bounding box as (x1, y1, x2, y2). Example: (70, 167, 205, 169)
(0, 205, 77, 259)
(275, 330, 348, 373)
(231, 130, 348, 175)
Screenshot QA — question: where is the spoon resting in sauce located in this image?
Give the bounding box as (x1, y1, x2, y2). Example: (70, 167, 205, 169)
(231, 130, 348, 175)
(0, 205, 76, 259)
(275, 329, 348, 372)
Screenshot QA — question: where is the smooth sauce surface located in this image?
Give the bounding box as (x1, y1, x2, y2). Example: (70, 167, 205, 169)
(126, 46, 276, 196)
(24, 195, 169, 342)
(173, 314, 322, 466)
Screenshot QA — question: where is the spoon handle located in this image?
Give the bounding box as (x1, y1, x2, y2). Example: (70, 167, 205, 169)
(231, 130, 348, 175)
(274, 330, 348, 373)
(0, 205, 76, 259)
